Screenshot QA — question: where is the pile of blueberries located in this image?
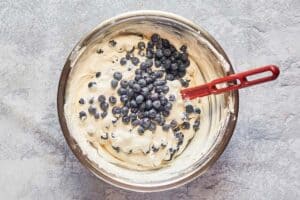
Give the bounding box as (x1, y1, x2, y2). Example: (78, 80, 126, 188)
(78, 33, 202, 157)
(107, 33, 197, 135)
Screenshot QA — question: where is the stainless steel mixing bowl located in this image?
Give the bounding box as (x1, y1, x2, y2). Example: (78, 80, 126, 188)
(57, 10, 239, 192)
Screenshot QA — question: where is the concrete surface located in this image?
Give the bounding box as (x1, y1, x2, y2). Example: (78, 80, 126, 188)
(0, 0, 299, 199)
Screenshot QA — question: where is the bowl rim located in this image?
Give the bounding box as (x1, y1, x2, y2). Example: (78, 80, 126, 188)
(57, 10, 239, 192)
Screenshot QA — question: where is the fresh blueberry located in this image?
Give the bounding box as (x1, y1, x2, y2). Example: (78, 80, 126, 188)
(138, 41, 145, 50)
(165, 102, 172, 111)
(173, 126, 180, 132)
(95, 72, 101, 78)
(169, 45, 176, 52)
(109, 96, 117, 105)
(154, 71, 164, 78)
(154, 80, 166, 86)
(135, 69, 142, 75)
(138, 79, 146, 87)
(140, 62, 148, 70)
(125, 52, 131, 60)
(145, 59, 153, 68)
(79, 111, 87, 120)
(113, 72, 122, 80)
(154, 114, 164, 125)
(162, 85, 169, 94)
(169, 94, 176, 101)
(155, 49, 163, 58)
(173, 51, 180, 59)
(137, 111, 145, 119)
(145, 100, 152, 110)
(159, 96, 168, 105)
(88, 106, 97, 115)
(177, 71, 189, 77)
(194, 107, 201, 114)
(146, 77, 153, 84)
(150, 93, 159, 101)
(130, 100, 138, 108)
(148, 109, 157, 118)
(135, 74, 142, 81)
(100, 102, 109, 111)
(170, 56, 176, 62)
(89, 98, 94, 104)
(98, 95, 106, 103)
(133, 84, 141, 92)
(170, 120, 178, 128)
(141, 118, 151, 129)
(141, 87, 149, 96)
(162, 59, 171, 69)
(147, 84, 154, 91)
(180, 45, 187, 52)
(181, 121, 190, 129)
(88, 82, 96, 88)
(120, 95, 129, 103)
(146, 50, 153, 59)
(193, 118, 200, 131)
(149, 122, 156, 131)
(120, 80, 129, 88)
(117, 88, 127, 95)
(147, 41, 154, 49)
(151, 33, 160, 43)
(178, 64, 186, 72)
(138, 126, 145, 135)
(156, 39, 163, 48)
(166, 74, 174, 81)
(112, 106, 121, 115)
(131, 57, 140, 66)
(121, 106, 129, 116)
(131, 119, 141, 126)
(129, 80, 136, 87)
(139, 102, 146, 111)
(185, 104, 194, 113)
(79, 98, 85, 104)
(131, 107, 138, 113)
(130, 113, 137, 121)
(180, 78, 190, 87)
(183, 59, 190, 67)
(111, 79, 118, 88)
(120, 57, 127, 65)
(152, 100, 161, 109)
(162, 110, 170, 117)
(127, 88, 134, 97)
(122, 116, 130, 124)
(171, 63, 178, 70)
(101, 111, 107, 118)
(162, 39, 170, 48)
(92, 112, 99, 119)
(155, 60, 161, 68)
(155, 86, 163, 93)
(163, 49, 171, 57)
(181, 53, 188, 61)
(136, 95, 144, 104)
(162, 124, 170, 131)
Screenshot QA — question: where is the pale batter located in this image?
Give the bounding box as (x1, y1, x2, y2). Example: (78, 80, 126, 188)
(64, 34, 204, 170)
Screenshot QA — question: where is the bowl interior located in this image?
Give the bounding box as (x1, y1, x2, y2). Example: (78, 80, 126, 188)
(57, 11, 238, 192)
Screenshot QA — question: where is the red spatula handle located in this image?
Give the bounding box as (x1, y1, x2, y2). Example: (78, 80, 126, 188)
(180, 65, 280, 100)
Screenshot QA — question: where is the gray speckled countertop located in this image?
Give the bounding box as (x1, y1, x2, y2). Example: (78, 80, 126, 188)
(0, 0, 299, 199)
